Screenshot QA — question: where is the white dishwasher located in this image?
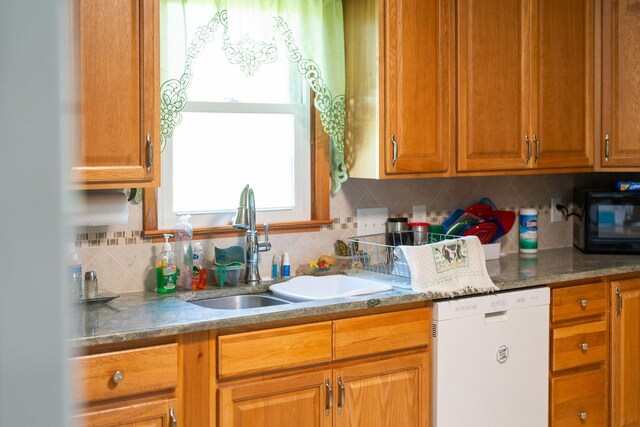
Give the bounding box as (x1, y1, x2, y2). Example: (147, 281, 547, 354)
(432, 287, 550, 427)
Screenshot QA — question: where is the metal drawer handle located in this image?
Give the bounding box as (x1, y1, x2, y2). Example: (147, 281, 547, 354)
(325, 379, 333, 416)
(605, 134, 610, 163)
(391, 134, 398, 167)
(533, 133, 540, 162)
(146, 134, 153, 173)
(524, 134, 532, 165)
(170, 407, 177, 427)
(580, 299, 588, 308)
(337, 376, 345, 414)
(579, 411, 587, 420)
(580, 342, 589, 352)
(112, 370, 124, 384)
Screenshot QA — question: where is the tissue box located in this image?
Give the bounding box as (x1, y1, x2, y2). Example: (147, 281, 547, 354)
(482, 243, 501, 260)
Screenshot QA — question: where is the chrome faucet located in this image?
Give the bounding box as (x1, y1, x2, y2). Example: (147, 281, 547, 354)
(232, 185, 271, 284)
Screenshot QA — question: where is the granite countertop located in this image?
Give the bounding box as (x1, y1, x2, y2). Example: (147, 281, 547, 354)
(71, 247, 640, 348)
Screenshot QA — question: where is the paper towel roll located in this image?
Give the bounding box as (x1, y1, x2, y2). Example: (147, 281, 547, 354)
(71, 191, 129, 226)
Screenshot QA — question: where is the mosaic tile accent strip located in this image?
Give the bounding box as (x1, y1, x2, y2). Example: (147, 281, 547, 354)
(75, 230, 152, 248)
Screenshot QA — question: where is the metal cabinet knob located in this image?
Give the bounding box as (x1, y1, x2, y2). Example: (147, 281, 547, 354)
(579, 411, 587, 420)
(580, 299, 588, 308)
(112, 370, 124, 384)
(580, 342, 589, 351)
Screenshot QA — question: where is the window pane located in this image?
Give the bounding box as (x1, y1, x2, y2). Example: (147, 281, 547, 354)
(187, 35, 292, 104)
(172, 112, 295, 214)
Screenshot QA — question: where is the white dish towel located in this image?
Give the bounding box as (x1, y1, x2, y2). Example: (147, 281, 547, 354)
(395, 236, 498, 296)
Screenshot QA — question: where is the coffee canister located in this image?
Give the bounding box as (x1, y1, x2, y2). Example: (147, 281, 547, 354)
(519, 208, 538, 253)
(409, 222, 429, 246)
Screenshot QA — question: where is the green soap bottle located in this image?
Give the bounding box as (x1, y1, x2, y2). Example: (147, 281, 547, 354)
(156, 234, 177, 293)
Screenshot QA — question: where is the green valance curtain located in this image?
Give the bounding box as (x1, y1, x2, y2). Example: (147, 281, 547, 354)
(159, 0, 348, 193)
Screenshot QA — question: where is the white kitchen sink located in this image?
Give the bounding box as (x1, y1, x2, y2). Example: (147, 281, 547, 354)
(269, 275, 392, 302)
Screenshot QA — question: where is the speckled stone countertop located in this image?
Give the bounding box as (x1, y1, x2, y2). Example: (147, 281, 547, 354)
(71, 247, 640, 348)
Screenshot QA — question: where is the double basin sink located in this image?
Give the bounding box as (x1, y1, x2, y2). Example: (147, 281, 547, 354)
(188, 274, 393, 310)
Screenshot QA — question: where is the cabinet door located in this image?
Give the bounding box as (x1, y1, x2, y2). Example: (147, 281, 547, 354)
(334, 352, 429, 427)
(72, 0, 159, 189)
(218, 370, 331, 427)
(611, 277, 640, 427)
(384, 0, 453, 174)
(533, 0, 594, 169)
(74, 398, 177, 427)
(601, 0, 640, 168)
(457, 0, 531, 172)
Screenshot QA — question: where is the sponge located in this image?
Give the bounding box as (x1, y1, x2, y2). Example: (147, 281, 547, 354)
(214, 245, 245, 266)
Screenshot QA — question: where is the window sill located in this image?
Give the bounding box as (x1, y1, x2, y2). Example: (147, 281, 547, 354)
(143, 219, 334, 242)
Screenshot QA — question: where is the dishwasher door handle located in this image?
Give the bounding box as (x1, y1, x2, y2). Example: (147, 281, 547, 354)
(484, 310, 509, 323)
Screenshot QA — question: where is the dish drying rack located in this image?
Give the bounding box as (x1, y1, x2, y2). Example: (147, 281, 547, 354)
(347, 231, 462, 278)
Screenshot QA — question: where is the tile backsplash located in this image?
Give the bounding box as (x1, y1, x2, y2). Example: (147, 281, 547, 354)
(75, 172, 624, 294)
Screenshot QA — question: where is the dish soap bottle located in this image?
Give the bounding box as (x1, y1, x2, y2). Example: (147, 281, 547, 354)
(192, 241, 207, 290)
(156, 234, 177, 294)
(175, 215, 193, 291)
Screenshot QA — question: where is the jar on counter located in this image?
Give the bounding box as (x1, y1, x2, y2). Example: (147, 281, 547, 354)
(409, 222, 430, 246)
(386, 217, 412, 246)
(83, 271, 98, 299)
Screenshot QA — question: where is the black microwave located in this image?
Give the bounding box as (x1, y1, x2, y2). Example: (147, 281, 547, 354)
(574, 189, 640, 253)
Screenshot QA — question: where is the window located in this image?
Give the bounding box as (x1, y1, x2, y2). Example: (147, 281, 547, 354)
(143, 1, 345, 238)
(158, 38, 312, 229)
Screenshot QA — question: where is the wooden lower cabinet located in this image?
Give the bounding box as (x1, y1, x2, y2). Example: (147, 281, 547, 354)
(611, 277, 640, 427)
(334, 352, 428, 427)
(74, 398, 177, 427)
(550, 369, 606, 426)
(549, 281, 608, 427)
(218, 370, 331, 427)
(217, 352, 429, 427)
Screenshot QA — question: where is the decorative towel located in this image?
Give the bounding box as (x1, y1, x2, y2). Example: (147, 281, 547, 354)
(395, 236, 497, 296)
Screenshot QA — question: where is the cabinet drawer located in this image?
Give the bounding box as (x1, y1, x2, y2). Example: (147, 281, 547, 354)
(218, 322, 332, 379)
(551, 368, 606, 426)
(551, 282, 606, 323)
(551, 321, 606, 372)
(333, 308, 430, 360)
(73, 343, 178, 404)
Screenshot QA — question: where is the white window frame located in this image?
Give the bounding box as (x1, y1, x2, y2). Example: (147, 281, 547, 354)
(158, 69, 311, 230)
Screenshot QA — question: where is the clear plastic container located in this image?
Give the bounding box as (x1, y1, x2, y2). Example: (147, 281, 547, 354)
(175, 215, 193, 291)
(209, 265, 245, 287)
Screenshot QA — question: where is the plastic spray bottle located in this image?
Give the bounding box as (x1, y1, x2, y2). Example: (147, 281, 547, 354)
(281, 252, 291, 278)
(175, 215, 193, 291)
(192, 241, 207, 290)
(156, 234, 177, 293)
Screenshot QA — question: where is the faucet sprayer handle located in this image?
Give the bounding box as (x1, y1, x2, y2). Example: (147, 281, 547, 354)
(258, 222, 272, 252)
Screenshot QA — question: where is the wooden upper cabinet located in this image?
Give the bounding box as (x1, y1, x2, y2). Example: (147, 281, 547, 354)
(457, 0, 531, 172)
(533, 0, 594, 170)
(344, 0, 454, 178)
(601, 0, 640, 168)
(457, 0, 594, 173)
(384, 0, 453, 175)
(72, 0, 160, 189)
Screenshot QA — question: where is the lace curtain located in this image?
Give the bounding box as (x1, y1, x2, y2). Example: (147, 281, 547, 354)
(159, 0, 348, 193)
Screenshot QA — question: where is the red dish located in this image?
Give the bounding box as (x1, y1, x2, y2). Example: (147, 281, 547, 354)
(465, 204, 493, 216)
(462, 222, 499, 244)
(475, 210, 516, 234)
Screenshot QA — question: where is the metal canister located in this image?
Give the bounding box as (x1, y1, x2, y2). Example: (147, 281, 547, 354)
(386, 217, 412, 246)
(409, 222, 429, 246)
(83, 271, 99, 299)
